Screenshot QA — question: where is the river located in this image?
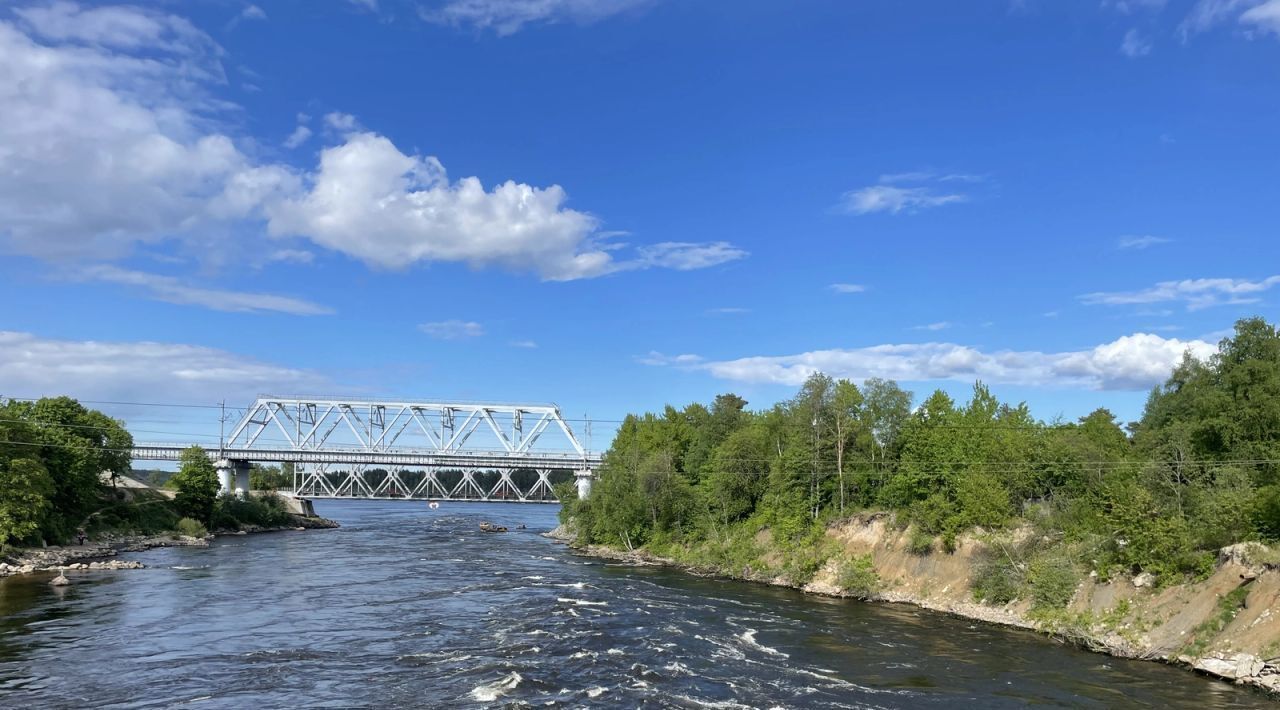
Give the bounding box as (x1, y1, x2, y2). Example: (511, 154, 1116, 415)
(0, 501, 1270, 708)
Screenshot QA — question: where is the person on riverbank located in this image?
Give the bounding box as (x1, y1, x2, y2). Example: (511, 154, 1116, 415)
(75, 529, 87, 546)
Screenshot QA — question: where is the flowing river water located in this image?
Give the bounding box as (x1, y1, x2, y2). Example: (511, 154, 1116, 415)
(0, 501, 1271, 708)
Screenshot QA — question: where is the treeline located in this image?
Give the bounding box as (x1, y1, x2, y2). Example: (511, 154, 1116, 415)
(564, 318, 1280, 583)
(0, 397, 294, 546)
(0, 397, 134, 545)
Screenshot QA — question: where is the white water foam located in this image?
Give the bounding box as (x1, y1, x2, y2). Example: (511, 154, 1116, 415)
(737, 629, 790, 658)
(557, 597, 608, 607)
(469, 671, 523, 702)
(586, 686, 607, 698)
(663, 661, 692, 676)
(606, 648, 624, 656)
(670, 694, 752, 709)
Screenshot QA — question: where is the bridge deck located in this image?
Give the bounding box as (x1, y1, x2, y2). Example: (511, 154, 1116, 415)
(132, 444, 601, 470)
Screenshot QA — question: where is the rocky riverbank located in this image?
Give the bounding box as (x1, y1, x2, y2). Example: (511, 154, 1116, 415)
(548, 518, 1280, 697)
(0, 513, 339, 578)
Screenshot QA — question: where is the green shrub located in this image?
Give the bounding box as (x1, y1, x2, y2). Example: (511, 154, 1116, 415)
(1253, 485, 1280, 541)
(176, 517, 208, 538)
(973, 549, 1024, 605)
(836, 554, 879, 597)
(907, 528, 934, 555)
(1027, 555, 1078, 610)
(210, 492, 292, 531)
(85, 490, 180, 537)
(778, 531, 833, 586)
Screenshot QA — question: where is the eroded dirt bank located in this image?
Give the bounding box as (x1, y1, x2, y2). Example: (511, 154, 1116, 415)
(550, 517, 1280, 696)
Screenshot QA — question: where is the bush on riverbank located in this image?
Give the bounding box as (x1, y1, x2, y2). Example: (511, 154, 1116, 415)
(563, 317, 1280, 592)
(176, 517, 208, 538)
(210, 491, 292, 531)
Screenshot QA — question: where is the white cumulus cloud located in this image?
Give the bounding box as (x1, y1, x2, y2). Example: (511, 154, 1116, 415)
(643, 334, 1215, 391)
(0, 4, 741, 283)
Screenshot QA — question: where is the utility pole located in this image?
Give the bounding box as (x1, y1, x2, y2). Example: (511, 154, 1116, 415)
(219, 400, 226, 458)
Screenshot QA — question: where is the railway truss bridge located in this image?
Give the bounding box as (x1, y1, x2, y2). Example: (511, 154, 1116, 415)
(132, 396, 602, 503)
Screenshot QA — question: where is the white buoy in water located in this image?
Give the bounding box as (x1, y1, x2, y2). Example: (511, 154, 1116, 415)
(428, 501, 439, 510)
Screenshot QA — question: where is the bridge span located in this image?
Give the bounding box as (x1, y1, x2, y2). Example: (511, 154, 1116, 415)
(133, 396, 602, 503)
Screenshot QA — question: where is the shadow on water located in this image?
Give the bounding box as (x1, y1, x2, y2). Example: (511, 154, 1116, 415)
(0, 500, 1271, 708)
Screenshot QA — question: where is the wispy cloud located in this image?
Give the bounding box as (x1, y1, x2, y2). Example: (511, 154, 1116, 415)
(840, 185, 967, 215)
(1180, 0, 1280, 39)
(839, 171, 977, 215)
(509, 339, 538, 348)
(1117, 235, 1170, 250)
(706, 307, 750, 315)
(1080, 275, 1280, 310)
(419, 320, 485, 339)
(632, 242, 747, 271)
(265, 249, 315, 265)
(1104, 0, 1168, 13)
(79, 265, 333, 315)
(423, 0, 654, 36)
(641, 333, 1216, 391)
(226, 4, 267, 30)
(636, 351, 703, 367)
(0, 331, 330, 406)
(1120, 28, 1153, 56)
(912, 321, 954, 331)
(828, 283, 868, 294)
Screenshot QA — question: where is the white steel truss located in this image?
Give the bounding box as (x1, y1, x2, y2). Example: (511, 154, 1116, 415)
(224, 396, 586, 457)
(132, 396, 598, 503)
(291, 465, 562, 503)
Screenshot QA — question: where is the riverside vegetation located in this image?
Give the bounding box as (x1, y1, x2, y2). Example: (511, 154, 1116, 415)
(560, 317, 1280, 692)
(0, 396, 325, 558)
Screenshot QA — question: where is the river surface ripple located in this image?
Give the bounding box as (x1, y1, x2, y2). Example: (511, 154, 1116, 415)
(0, 501, 1271, 708)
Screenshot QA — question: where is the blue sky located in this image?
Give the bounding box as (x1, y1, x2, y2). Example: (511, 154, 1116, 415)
(1, 0, 1278, 448)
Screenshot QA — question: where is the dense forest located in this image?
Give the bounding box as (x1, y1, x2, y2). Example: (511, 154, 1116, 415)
(563, 317, 1280, 595)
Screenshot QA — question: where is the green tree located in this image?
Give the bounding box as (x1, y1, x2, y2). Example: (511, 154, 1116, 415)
(0, 458, 54, 545)
(171, 447, 219, 524)
(0, 396, 132, 541)
(829, 379, 863, 514)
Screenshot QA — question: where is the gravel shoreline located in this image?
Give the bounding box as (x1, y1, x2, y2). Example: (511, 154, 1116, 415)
(1, 514, 339, 578)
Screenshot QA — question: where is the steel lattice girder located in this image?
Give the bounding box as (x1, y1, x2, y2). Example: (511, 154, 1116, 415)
(221, 397, 586, 457)
(293, 467, 562, 503)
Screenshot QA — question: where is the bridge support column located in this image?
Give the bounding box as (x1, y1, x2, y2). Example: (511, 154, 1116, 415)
(216, 459, 251, 497)
(575, 469, 594, 500)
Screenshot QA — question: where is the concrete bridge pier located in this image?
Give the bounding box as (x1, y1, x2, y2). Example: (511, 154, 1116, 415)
(216, 459, 251, 497)
(575, 469, 594, 500)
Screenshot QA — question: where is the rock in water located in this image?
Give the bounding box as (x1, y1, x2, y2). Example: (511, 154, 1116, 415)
(50, 573, 71, 586)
